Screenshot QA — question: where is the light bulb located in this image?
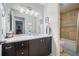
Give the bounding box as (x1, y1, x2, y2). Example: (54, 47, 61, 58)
(25, 9, 29, 14)
(30, 10, 34, 15)
(20, 8, 24, 13)
(34, 12, 39, 17)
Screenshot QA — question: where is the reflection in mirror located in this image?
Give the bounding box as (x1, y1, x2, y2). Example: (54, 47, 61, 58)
(14, 16, 25, 34)
(11, 10, 43, 35)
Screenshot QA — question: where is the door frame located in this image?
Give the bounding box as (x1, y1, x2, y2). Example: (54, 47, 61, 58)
(14, 16, 25, 34)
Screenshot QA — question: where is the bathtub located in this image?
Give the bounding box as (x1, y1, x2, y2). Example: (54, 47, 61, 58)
(61, 38, 76, 56)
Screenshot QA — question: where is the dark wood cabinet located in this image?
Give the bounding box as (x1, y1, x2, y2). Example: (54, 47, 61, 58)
(29, 37, 52, 56)
(2, 41, 29, 56)
(2, 37, 52, 56)
(41, 38, 49, 55)
(29, 39, 42, 56)
(41, 37, 52, 55)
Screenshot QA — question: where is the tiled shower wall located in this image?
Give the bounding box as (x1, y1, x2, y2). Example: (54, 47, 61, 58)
(60, 9, 79, 41)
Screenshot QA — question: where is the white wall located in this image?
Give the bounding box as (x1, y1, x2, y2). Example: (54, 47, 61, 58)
(44, 3, 60, 55)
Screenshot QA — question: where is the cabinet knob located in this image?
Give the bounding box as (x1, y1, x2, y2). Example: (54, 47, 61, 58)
(21, 43, 24, 46)
(21, 52, 24, 55)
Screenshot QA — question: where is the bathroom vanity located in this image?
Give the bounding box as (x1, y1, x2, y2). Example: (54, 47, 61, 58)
(1, 34, 52, 56)
(0, 4, 52, 56)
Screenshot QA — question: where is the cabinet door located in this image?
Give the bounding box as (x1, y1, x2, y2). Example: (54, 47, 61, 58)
(29, 39, 42, 56)
(40, 37, 52, 55)
(2, 43, 15, 56)
(39, 38, 48, 55)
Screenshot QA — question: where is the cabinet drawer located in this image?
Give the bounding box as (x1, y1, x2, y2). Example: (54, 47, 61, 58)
(15, 47, 28, 56)
(14, 41, 28, 48)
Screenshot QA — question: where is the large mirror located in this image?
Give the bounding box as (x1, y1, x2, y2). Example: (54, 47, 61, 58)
(4, 3, 44, 35)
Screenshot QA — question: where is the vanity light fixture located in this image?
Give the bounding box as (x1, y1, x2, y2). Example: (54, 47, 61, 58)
(18, 6, 40, 17)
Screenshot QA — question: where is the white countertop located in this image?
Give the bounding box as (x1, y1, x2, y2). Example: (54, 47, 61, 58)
(5, 34, 52, 43)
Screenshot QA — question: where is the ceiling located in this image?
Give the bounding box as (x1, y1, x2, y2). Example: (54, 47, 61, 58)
(60, 3, 79, 13)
